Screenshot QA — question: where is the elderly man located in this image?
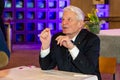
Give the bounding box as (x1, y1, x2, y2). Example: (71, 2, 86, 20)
(39, 5, 101, 80)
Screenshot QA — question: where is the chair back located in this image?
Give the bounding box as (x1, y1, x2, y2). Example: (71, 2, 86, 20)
(99, 56, 117, 80)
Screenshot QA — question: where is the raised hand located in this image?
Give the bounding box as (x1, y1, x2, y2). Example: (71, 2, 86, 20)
(38, 28, 51, 50)
(55, 35, 74, 50)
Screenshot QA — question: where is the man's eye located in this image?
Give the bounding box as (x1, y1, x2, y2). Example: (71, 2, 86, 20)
(68, 18, 72, 21)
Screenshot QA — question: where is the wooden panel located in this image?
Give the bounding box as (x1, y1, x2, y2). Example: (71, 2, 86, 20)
(70, 0, 94, 16)
(92, 0, 105, 4)
(110, 0, 120, 16)
(109, 0, 120, 28)
(108, 17, 120, 28)
(109, 22, 120, 29)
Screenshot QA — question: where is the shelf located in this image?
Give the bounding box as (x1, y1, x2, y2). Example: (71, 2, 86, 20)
(4, 0, 70, 44)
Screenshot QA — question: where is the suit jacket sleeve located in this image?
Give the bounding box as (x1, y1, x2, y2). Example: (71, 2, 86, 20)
(39, 34, 58, 70)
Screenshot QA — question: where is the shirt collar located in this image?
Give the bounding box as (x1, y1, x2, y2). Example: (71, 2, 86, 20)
(71, 35, 77, 42)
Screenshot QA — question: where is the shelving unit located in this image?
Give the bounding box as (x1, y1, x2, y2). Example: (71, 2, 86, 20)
(4, 0, 70, 44)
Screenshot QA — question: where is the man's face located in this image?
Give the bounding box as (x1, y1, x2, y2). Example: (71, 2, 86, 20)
(61, 10, 83, 35)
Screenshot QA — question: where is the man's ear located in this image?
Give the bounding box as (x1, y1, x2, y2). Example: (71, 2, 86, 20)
(0, 51, 9, 69)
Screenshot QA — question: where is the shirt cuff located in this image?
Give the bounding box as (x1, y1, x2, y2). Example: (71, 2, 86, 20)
(69, 46, 79, 60)
(40, 48, 50, 58)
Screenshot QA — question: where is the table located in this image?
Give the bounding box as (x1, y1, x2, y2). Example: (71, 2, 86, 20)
(98, 29, 120, 63)
(99, 29, 120, 36)
(0, 66, 98, 80)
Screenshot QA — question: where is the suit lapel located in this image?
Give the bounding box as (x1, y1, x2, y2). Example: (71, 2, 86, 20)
(74, 29, 88, 45)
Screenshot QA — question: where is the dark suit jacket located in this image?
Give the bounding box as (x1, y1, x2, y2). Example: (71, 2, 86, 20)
(0, 0, 4, 16)
(39, 29, 101, 80)
(0, 28, 10, 58)
(0, 0, 6, 40)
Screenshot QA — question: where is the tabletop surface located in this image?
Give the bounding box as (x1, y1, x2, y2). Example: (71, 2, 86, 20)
(0, 66, 98, 80)
(99, 29, 120, 36)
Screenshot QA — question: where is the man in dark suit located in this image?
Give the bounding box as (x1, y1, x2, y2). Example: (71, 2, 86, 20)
(0, 28, 10, 69)
(39, 5, 101, 80)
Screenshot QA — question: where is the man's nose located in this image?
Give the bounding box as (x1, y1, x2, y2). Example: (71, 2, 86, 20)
(62, 20, 68, 25)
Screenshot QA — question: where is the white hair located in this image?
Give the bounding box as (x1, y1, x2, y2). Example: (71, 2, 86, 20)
(63, 5, 85, 21)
